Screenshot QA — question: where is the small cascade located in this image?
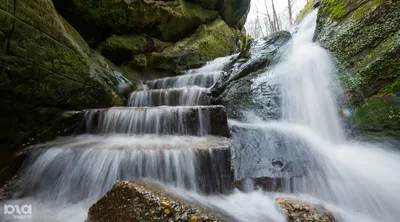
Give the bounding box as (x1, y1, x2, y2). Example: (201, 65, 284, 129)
(83, 106, 229, 137)
(128, 87, 210, 107)
(128, 55, 236, 107)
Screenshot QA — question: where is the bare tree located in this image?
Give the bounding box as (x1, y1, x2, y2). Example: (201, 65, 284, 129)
(287, 0, 296, 25)
(270, 0, 281, 31)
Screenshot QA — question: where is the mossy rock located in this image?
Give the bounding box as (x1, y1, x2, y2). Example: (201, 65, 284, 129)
(97, 34, 173, 66)
(130, 19, 240, 73)
(316, 0, 400, 136)
(53, 0, 219, 45)
(0, 0, 135, 185)
(353, 95, 400, 137)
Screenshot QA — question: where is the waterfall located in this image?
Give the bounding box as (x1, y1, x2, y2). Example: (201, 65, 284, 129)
(2, 9, 400, 222)
(230, 10, 400, 222)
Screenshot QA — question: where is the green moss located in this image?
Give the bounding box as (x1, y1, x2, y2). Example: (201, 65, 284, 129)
(352, 0, 384, 20)
(140, 19, 238, 72)
(324, 0, 348, 20)
(295, 0, 316, 23)
(353, 97, 400, 132)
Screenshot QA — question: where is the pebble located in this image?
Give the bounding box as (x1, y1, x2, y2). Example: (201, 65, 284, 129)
(161, 201, 170, 208)
(164, 209, 171, 215)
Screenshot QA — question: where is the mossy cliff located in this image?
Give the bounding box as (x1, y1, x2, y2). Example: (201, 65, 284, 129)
(315, 0, 400, 137)
(0, 0, 135, 185)
(53, 0, 250, 74)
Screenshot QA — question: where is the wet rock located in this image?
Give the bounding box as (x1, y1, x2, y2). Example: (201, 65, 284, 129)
(230, 124, 318, 192)
(0, 176, 20, 201)
(87, 180, 225, 222)
(211, 31, 291, 119)
(276, 198, 336, 222)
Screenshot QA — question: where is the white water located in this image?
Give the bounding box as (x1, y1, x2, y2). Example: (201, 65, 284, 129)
(83, 106, 215, 136)
(129, 55, 236, 107)
(2, 9, 400, 222)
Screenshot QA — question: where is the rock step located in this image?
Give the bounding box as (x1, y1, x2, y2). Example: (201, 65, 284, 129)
(83, 106, 229, 137)
(24, 135, 233, 197)
(229, 123, 318, 192)
(145, 71, 223, 90)
(88, 180, 227, 222)
(128, 87, 210, 107)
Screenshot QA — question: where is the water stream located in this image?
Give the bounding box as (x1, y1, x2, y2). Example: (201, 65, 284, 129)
(1, 9, 400, 222)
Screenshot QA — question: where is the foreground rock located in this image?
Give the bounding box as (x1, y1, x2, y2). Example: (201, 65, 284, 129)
(0, 0, 135, 185)
(276, 198, 336, 222)
(315, 0, 400, 138)
(88, 180, 225, 222)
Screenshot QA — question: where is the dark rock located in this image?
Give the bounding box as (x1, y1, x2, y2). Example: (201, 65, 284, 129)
(88, 180, 226, 222)
(53, 0, 219, 44)
(185, 0, 251, 29)
(230, 124, 318, 192)
(211, 31, 291, 119)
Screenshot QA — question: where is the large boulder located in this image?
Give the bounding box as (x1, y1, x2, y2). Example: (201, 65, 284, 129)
(187, 0, 251, 29)
(211, 31, 292, 119)
(88, 180, 226, 222)
(131, 19, 240, 73)
(0, 0, 134, 185)
(315, 0, 400, 137)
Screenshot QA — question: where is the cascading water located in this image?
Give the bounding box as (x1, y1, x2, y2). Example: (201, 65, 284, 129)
(0, 55, 235, 221)
(128, 55, 236, 107)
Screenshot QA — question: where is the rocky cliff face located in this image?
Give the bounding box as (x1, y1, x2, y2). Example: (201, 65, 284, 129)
(314, 0, 400, 138)
(0, 0, 133, 185)
(0, 0, 250, 185)
(53, 0, 250, 75)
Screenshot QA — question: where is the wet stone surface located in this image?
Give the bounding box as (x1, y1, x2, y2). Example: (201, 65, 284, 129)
(88, 180, 225, 222)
